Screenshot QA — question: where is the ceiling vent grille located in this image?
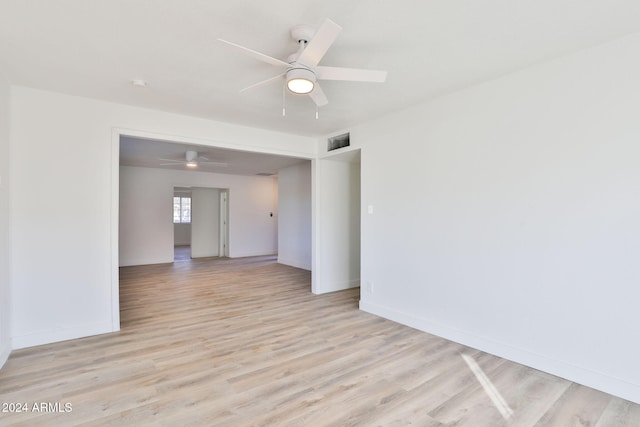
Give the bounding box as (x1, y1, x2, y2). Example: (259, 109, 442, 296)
(327, 133, 350, 152)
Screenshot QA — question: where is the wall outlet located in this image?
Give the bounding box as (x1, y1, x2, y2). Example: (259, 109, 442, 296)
(367, 281, 374, 293)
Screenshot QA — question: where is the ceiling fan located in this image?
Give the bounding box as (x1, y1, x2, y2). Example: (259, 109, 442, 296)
(218, 18, 387, 108)
(158, 150, 227, 169)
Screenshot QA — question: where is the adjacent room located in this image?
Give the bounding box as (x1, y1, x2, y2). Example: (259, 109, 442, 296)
(1, 1, 640, 425)
(117, 136, 313, 267)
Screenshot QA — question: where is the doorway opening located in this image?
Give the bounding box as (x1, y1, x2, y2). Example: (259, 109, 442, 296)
(173, 186, 229, 260)
(173, 187, 192, 261)
(114, 130, 314, 331)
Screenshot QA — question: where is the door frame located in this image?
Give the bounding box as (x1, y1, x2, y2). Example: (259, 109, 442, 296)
(111, 127, 314, 332)
(219, 189, 229, 257)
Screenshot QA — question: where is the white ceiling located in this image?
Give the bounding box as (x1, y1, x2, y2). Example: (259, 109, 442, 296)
(3, 1, 640, 176)
(2, 1, 640, 138)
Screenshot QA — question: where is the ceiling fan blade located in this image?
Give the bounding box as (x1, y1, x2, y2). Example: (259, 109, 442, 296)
(316, 66, 387, 82)
(296, 19, 342, 67)
(240, 72, 286, 93)
(158, 162, 185, 166)
(218, 39, 290, 68)
(199, 161, 228, 167)
(309, 83, 328, 107)
(157, 158, 185, 163)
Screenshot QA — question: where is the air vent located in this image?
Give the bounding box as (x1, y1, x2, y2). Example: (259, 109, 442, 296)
(256, 172, 275, 176)
(327, 133, 350, 152)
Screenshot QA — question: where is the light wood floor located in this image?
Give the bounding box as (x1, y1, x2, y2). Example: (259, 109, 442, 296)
(1, 256, 639, 426)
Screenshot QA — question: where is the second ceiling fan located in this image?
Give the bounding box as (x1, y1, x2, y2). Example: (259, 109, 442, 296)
(158, 150, 227, 169)
(218, 19, 387, 107)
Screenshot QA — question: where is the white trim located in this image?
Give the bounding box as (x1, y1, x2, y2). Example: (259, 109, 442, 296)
(277, 256, 311, 271)
(113, 127, 315, 160)
(118, 257, 175, 268)
(0, 340, 11, 368)
(226, 251, 277, 259)
(359, 300, 640, 405)
(12, 321, 113, 350)
(319, 145, 360, 160)
(110, 130, 121, 332)
(219, 190, 229, 257)
(320, 279, 360, 293)
(311, 158, 320, 294)
(111, 127, 319, 339)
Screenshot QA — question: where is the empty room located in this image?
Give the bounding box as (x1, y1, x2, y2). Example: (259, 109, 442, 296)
(1, 1, 640, 425)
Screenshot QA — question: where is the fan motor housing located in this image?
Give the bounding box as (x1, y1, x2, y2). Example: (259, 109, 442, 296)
(286, 67, 316, 94)
(185, 150, 198, 162)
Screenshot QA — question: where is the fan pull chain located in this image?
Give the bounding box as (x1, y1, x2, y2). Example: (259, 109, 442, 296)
(316, 105, 319, 120)
(282, 82, 286, 117)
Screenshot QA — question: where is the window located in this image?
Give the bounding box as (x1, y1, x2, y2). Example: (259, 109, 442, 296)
(173, 196, 191, 223)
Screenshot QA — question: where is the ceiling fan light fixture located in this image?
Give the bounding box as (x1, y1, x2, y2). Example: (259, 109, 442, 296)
(286, 68, 316, 94)
(186, 161, 198, 168)
(287, 78, 314, 94)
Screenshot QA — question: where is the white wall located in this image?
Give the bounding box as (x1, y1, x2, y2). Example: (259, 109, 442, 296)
(119, 166, 173, 265)
(277, 161, 312, 270)
(173, 223, 191, 246)
(190, 187, 221, 258)
(119, 166, 277, 266)
(313, 154, 361, 293)
(10, 87, 314, 349)
(0, 72, 11, 368)
(357, 33, 640, 403)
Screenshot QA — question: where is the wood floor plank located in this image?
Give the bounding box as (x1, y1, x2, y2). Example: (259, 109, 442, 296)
(533, 383, 615, 427)
(596, 398, 640, 427)
(1, 256, 638, 426)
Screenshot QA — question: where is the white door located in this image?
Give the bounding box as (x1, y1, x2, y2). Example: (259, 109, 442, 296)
(190, 187, 220, 258)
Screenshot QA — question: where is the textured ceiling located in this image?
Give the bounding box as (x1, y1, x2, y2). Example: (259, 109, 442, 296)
(1, 1, 640, 137)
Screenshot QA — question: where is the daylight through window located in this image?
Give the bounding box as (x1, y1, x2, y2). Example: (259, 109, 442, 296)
(173, 197, 191, 223)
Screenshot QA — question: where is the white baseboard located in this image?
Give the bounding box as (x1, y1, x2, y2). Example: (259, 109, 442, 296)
(119, 257, 174, 267)
(191, 252, 220, 258)
(359, 300, 640, 404)
(316, 279, 360, 294)
(345, 279, 361, 289)
(11, 321, 115, 350)
(277, 256, 311, 271)
(0, 340, 11, 369)
(228, 251, 277, 258)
